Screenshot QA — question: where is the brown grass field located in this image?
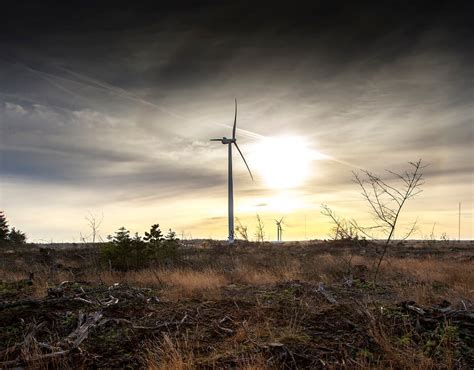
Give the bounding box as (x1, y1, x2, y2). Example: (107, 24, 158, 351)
(1, 240, 473, 369)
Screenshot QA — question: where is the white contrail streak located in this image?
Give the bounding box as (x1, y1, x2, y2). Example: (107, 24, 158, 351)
(59, 66, 189, 120)
(24, 66, 91, 104)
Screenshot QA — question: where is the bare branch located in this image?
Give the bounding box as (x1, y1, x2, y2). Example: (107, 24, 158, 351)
(330, 160, 425, 285)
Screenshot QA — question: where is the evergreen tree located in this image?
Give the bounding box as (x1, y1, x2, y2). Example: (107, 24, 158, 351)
(131, 232, 146, 269)
(8, 228, 26, 244)
(165, 228, 178, 241)
(0, 211, 9, 242)
(102, 227, 132, 270)
(110, 227, 131, 243)
(144, 224, 163, 243)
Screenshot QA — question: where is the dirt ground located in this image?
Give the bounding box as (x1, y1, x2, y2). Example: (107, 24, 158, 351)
(0, 240, 473, 369)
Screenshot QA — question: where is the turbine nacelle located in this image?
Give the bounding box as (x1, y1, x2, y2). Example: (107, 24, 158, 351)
(210, 137, 236, 144)
(222, 137, 236, 144)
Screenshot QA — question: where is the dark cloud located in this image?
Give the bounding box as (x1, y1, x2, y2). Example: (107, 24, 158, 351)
(2, 1, 473, 87)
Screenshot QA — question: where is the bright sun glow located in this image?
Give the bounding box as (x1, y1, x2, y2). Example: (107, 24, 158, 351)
(251, 137, 328, 189)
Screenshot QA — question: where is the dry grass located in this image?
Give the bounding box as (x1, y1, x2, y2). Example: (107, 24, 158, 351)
(2, 246, 473, 304)
(230, 260, 301, 285)
(380, 258, 474, 305)
(143, 333, 272, 370)
(385, 258, 473, 286)
(144, 334, 195, 370)
(158, 268, 228, 300)
(0, 266, 73, 298)
(234, 353, 271, 370)
(141, 286, 309, 369)
(96, 268, 228, 300)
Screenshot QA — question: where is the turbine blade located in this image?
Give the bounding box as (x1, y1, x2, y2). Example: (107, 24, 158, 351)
(210, 139, 222, 141)
(232, 99, 237, 139)
(234, 142, 253, 180)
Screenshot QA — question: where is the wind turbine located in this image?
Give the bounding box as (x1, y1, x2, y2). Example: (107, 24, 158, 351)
(275, 217, 284, 242)
(210, 99, 253, 243)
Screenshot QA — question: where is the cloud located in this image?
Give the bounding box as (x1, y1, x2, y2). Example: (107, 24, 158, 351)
(0, 1, 473, 239)
(1, 100, 226, 201)
(4, 102, 27, 115)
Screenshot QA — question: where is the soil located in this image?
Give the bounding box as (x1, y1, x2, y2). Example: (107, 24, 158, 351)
(0, 241, 473, 369)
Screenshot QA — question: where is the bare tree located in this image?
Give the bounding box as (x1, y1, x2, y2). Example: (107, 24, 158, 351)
(321, 205, 359, 241)
(80, 212, 104, 245)
(321, 205, 362, 277)
(351, 159, 425, 283)
(87, 212, 103, 244)
(235, 217, 249, 241)
(254, 214, 265, 243)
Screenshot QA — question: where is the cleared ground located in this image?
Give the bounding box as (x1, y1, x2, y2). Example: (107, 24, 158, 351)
(1, 240, 473, 369)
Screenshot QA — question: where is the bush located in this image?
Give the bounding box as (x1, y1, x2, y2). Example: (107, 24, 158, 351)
(101, 224, 179, 270)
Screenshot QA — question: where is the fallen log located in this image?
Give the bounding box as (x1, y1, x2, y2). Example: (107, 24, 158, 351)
(66, 311, 103, 348)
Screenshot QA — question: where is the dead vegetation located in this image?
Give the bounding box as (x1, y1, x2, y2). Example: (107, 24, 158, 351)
(0, 241, 473, 368)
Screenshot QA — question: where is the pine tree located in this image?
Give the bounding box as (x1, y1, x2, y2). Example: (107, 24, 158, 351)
(165, 229, 178, 241)
(111, 227, 131, 243)
(102, 227, 132, 270)
(162, 228, 179, 260)
(0, 211, 9, 243)
(8, 228, 26, 244)
(144, 224, 163, 243)
(132, 232, 145, 269)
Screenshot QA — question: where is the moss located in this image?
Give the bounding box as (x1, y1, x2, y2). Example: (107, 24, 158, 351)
(422, 323, 461, 359)
(397, 334, 412, 346)
(61, 312, 77, 329)
(381, 306, 409, 319)
(353, 279, 382, 291)
(0, 279, 34, 300)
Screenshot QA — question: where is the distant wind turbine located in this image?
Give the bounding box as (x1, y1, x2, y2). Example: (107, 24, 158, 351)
(275, 217, 284, 242)
(210, 99, 253, 243)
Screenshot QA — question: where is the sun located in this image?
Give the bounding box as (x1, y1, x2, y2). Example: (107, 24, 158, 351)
(251, 137, 326, 189)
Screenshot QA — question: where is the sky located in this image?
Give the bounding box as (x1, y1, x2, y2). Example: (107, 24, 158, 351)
(1, 1, 473, 242)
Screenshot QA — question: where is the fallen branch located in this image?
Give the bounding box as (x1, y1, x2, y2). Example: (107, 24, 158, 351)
(316, 282, 338, 304)
(65, 311, 103, 348)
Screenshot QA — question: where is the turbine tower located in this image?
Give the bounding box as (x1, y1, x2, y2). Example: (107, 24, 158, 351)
(210, 99, 253, 243)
